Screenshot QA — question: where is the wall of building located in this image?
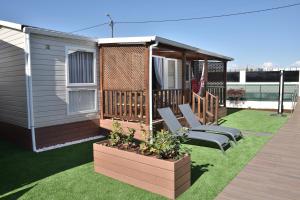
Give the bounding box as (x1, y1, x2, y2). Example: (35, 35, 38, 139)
(30, 33, 99, 128)
(227, 69, 300, 95)
(227, 69, 300, 110)
(226, 100, 294, 110)
(0, 27, 28, 127)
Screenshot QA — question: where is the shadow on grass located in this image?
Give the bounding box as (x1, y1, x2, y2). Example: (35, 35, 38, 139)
(185, 139, 231, 152)
(191, 162, 212, 185)
(226, 108, 242, 115)
(218, 119, 227, 125)
(218, 108, 242, 125)
(0, 138, 105, 196)
(0, 185, 36, 200)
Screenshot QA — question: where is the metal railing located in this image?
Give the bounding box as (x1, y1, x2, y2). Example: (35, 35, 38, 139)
(291, 89, 298, 113)
(227, 84, 299, 102)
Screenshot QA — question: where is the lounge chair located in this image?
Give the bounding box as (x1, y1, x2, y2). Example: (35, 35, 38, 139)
(178, 104, 243, 143)
(157, 107, 230, 153)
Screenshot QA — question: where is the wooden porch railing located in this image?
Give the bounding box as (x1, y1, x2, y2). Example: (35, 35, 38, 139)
(192, 91, 219, 124)
(102, 89, 219, 124)
(192, 92, 206, 124)
(206, 85, 225, 106)
(103, 90, 146, 121)
(152, 89, 190, 120)
(206, 91, 219, 123)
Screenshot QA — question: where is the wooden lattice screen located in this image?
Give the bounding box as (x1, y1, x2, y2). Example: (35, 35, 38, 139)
(192, 61, 227, 105)
(193, 61, 225, 85)
(102, 45, 146, 90)
(207, 61, 225, 86)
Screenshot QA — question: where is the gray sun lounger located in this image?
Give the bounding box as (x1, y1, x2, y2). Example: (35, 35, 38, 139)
(157, 107, 230, 153)
(178, 104, 243, 143)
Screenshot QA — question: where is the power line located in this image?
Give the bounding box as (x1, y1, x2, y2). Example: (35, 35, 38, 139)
(70, 22, 109, 33)
(70, 2, 300, 33)
(117, 2, 300, 24)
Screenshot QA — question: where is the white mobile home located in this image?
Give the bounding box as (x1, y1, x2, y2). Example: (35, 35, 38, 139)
(0, 20, 233, 152)
(0, 20, 103, 151)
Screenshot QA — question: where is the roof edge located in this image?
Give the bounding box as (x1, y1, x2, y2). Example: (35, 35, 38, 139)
(98, 36, 157, 44)
(0, 20, 23, 30)
(0, 19, 97, 42)
(24, 27, 98, 42)
(98, 36, 233, 61)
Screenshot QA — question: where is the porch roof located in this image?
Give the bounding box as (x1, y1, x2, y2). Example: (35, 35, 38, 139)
(98, 36, 234, 61)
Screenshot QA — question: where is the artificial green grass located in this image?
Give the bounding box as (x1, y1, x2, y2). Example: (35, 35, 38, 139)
(220, 109, 288, 133)
(0, 109, 288, 200)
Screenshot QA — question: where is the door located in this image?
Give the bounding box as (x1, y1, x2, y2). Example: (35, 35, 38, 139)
(167, 59, 176, 89)
(185, 61, 191, 89)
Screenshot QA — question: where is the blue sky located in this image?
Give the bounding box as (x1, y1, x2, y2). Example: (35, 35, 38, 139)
(1, 0, 300, 68)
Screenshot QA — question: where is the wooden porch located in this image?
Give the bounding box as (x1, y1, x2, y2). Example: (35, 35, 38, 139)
(98, 37, 232, 133)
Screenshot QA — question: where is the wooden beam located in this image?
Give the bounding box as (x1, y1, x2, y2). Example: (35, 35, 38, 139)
(156, 43, 188, 53)
(144, 45, 150, 126)
(152, 51, 182, 59)
(153, 49, 215, 61)
(156, 43, 222, 61)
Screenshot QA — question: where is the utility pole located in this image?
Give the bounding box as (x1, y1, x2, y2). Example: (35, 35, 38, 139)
(278, 70, 284, 114)
(106, 14, 114, 38)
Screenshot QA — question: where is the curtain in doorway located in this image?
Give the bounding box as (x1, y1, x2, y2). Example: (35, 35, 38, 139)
(199, 62, 205, 96)
(153, 57, 164, 89)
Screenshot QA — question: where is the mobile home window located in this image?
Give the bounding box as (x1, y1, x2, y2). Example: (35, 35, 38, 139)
(68, 90, 96, 114)
(66, 48, 97, 115)
(67, 50, 95, 85)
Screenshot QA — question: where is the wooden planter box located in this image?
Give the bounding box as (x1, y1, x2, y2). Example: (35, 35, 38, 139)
(93, 141, 191, 199)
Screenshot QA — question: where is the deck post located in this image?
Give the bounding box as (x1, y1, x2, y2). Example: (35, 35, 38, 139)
(223, 61, 227, 107)
(99, 46, 104, 120)
(189, 60, 193, 102)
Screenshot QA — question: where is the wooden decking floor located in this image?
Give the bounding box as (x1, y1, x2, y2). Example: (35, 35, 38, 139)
(216, 100, 300, 200)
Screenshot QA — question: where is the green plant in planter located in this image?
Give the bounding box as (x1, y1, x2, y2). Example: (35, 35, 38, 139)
(123, 128, 136, 148)
(109, 121, 135, 147)
(110, 121, 190, 160)
(109, 120, 123, 146)
(151, 129, 190, 160)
